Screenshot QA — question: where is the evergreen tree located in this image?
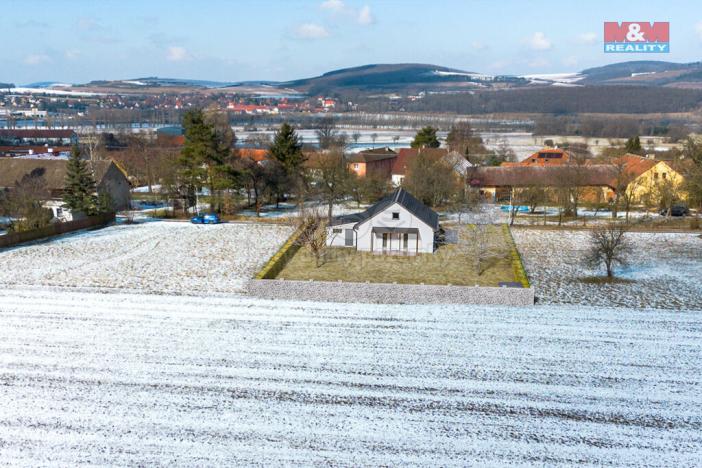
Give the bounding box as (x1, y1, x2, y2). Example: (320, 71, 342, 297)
(269, 122, 305, 176)
(179, 109, 217, 211)
(625, 136, 642, 154)
(63, 145, 97, 215)
(203, 106, 240, 212)
(411, 126, 440, 149)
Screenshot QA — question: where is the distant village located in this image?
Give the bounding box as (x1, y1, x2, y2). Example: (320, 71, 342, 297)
(0, 120, 698, 229)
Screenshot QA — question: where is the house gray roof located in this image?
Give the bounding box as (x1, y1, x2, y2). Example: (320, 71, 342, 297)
(330, 188, 439, 230)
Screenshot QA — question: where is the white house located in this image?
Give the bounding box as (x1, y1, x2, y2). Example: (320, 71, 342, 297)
(327, 188, 439, 254)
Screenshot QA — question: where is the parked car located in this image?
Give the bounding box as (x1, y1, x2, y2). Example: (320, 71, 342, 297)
(190, 213, 221, 224)
(660, 204, 690, 217)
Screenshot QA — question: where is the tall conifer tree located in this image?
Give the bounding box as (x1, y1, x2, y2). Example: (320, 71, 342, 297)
(269, 122, 305, 177)
(63, 145, 97, 215)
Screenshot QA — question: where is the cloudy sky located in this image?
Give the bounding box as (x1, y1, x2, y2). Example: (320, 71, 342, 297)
(1, 0, 700, 84)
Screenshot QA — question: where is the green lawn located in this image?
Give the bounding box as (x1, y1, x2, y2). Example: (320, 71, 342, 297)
(276, 224, 516, 286)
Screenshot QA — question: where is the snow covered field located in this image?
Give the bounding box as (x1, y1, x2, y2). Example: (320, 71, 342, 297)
(1, 221, 701, 464)
(0, 288, 700, 465)
(513, 229, 702, 310)
(0, 221, 292, 294)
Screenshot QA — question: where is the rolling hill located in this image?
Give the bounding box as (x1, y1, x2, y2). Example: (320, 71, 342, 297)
(281, 63, 525, 94)
(579, 61, 702, 87)
(10, 60, 702, 100)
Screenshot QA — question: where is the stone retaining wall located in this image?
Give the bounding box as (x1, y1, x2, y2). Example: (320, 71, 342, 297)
(247, 279, 535, 306)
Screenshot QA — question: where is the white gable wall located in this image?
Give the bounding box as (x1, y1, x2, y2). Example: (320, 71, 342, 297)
(391, 174, 405, 187)
(326, 222, 356, 248)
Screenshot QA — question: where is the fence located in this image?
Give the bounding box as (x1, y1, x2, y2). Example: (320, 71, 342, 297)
(0, 212, 116, 249)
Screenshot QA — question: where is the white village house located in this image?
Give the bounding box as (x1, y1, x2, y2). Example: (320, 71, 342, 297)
(327, 188, 439, 254)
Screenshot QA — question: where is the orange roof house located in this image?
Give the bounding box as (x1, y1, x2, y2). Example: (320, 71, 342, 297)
(505, 148, 571, 167)
(610, 153, 694, 202)
(239, 148, 268, 163)
(347, 148, 397, 179)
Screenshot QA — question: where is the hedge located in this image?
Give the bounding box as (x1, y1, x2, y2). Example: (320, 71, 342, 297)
(255, 225, 306, 280)
(502, 224, 531, 288)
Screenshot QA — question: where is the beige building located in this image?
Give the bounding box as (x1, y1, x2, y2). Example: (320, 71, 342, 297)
(614, 154, 692, 203)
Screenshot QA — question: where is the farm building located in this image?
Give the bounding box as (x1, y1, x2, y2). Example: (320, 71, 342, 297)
(466, 165, 618, 202)
(0, 158, 131, 219)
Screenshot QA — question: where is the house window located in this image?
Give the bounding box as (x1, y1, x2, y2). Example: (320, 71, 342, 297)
(403, 233, 408, 249)
(56, 207, 63, 216)
(654, 173, 659, 179)
(392, 212, 399, 220)
(332, 228, 341, 234)
(353, 163, 359, 170)
(382, 233, 388, 248)
(662, 173, 667, 179)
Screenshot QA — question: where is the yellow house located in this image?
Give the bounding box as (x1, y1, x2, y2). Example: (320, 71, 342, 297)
(616, 154, 691, 203)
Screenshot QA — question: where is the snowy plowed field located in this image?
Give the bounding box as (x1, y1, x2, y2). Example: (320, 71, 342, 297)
(1, 289, 701, 465)
(0, 221, 292, 294)
(1, 222, 701, 464)
(513, 230, 702, 310)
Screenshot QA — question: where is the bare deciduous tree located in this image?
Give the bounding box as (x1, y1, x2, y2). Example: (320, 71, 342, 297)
(351, 131, 361, 145)
(316, 116, 343, 150)
(449, 187, 482, 224)
(584, 223, 632, 278)
(456, 204, 502, 276)
(611, 159, 639, 221)
(349, 173, 390, 207)
(402, 152, 460, 207)
(507, 186, 546, 225)
(246, 133, 272, 148)
(315, 148, 352, 222)
(651, 178, 682, 216)
(82, 132, 104, 161)
(294, 208, 328, 267)
(4, 169, 53, 232)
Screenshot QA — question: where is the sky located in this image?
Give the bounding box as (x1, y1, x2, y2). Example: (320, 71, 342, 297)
(1, 0, 701, 85)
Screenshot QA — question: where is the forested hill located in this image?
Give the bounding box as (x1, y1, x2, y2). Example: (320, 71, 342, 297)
(281, 63, 524, 94)
(356, 85, 702, 115)
(579, 61, 702, 86)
